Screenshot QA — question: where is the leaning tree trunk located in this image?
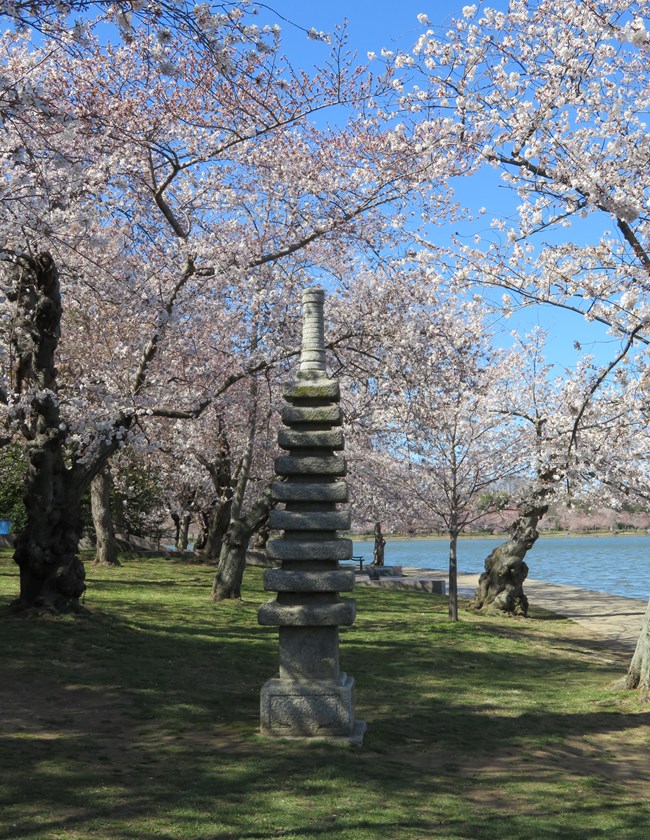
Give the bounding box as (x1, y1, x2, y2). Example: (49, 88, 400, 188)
(211, 372, 275, 602)
(625, 598, 650, 699)
(192, 512, 209, 551)
(5, 254, 87, 611)
(372, 521, 386, 566)
(469, 484, 550, 617)
(171, 512, 181, 548)
(251, 521, 270, 551)
(176, 512, 191, 551)
(171, 510, 192, 550)
(194, 430, 233, 562)
(202, 496, 233, 561)
(211, 487, 272, 601)
(90, 466, 120, 566)
(449, 529, 459, 622)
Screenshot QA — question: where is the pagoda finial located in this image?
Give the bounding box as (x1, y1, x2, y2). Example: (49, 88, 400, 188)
(299, 287, 326, 373)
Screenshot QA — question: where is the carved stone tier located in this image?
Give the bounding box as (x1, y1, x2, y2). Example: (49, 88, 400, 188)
(258, 598, 356, 627)
(277, 429, 345, 450)
(263, 569, 355, 592)
(268, 510, 352, 531)
(272, 481, 349, 503)
(282, 405, 343, 426)
(258, 286, 365, 745)
(275, 455, 346, 476)
(283, 378, 340, 402)
(267, 538, 353, 562)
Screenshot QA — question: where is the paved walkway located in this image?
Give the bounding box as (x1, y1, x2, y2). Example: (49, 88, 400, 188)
(400, 567, 648, 649)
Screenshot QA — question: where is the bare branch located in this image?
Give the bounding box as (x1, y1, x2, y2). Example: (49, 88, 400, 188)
(568, 323, 646, 456)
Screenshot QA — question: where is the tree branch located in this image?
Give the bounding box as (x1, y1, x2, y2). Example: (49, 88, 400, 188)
(568, 323, 645, 456)
(131, 256, 196, 397)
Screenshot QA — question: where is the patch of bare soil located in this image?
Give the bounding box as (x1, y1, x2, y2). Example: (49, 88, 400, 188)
(0, 672, 252, 771)
(390, 617, 650, 805)
(463, 727, 650, 800)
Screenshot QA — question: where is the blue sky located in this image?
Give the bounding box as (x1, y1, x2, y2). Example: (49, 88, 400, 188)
(264, 1, 626, 374)
(264, 1, 470, 55)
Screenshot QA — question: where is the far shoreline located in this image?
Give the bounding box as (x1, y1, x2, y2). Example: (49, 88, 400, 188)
(351, 530, 650, 542)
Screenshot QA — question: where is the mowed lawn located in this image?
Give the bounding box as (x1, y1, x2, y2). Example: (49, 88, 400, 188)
(1, 548, 649, 840)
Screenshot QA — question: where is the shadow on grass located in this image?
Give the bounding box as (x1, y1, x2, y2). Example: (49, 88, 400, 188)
(1, 566, 649, 840)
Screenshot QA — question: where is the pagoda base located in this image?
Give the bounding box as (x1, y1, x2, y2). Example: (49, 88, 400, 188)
(260, 672, 365, 745)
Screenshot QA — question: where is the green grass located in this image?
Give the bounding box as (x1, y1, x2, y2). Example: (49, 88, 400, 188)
(1, 548, 649, 839)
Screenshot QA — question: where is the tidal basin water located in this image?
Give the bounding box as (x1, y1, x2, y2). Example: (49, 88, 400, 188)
(352, 535, 650, 601)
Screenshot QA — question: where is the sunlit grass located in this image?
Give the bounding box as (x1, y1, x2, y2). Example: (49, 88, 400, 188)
(1, 548, 648, 839)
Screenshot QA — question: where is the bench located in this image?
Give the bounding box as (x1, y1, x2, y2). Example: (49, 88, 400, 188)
(342, 555, 365, 572)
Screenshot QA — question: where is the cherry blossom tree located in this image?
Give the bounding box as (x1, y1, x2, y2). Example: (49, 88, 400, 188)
(401, 382, 522, 622)
(400, 1, 649, 340)
(468, 329, 571, 615)
(185, 366, 280, 602)
(357, 290, 523, 620)
(389, 0, 650, 690)
(0, 3, 465, 611)
(461, 324, 649, 617)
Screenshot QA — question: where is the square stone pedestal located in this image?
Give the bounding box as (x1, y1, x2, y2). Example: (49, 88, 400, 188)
(260, 672, 366, 746)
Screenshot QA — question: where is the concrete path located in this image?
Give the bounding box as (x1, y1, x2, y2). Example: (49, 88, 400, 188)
(400, 567, 648, 649)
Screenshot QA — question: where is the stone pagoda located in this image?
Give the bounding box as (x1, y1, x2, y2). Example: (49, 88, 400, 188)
(258, 287, 365, 745)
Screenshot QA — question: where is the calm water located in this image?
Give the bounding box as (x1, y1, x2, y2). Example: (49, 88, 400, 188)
(352, 535, 650, 601)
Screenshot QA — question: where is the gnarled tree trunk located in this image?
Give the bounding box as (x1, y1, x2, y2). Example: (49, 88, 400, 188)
(195, 427, 233, 562)
(202, 496, 232, 561)
(14, 418, 87, 611)
(251, 521, 270, 551)
(449, 528, 459, 622)
(211, 373, 273, 601)
(6, 253, 87, 611)
(625, 598, 650, 699)
(211, 487, 272, 601)
(171, 509, 192, 550)
(469, 484, 549, 617)
(91, 466, 120, 566)
(192, 512, 208, 550)
(175, 512, 192, 551)
(372, 521, 386, 566)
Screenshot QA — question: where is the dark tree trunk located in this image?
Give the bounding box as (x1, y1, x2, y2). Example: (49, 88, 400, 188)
(192, 512, 208, 551)
(14, 417, 87, 611)
(211, 373, 272, 601)
(469, 486, 549, 617)
(176, 512, 191, 551)
(171, 512, 181, 547)
(372, 521, 386, 566)
(5, 254, 87, 611)
(211, 520, 249, 601)
(194, 429, 233, 562)
(251, 520, 270, 551)
(211, 487, 272, 601)
(91, 466, 120, 566)
(202, 496, 232, 561)
(449, 530, 459, 622)
(171, 510, 192, 550)
(625, 598, 650, 699)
